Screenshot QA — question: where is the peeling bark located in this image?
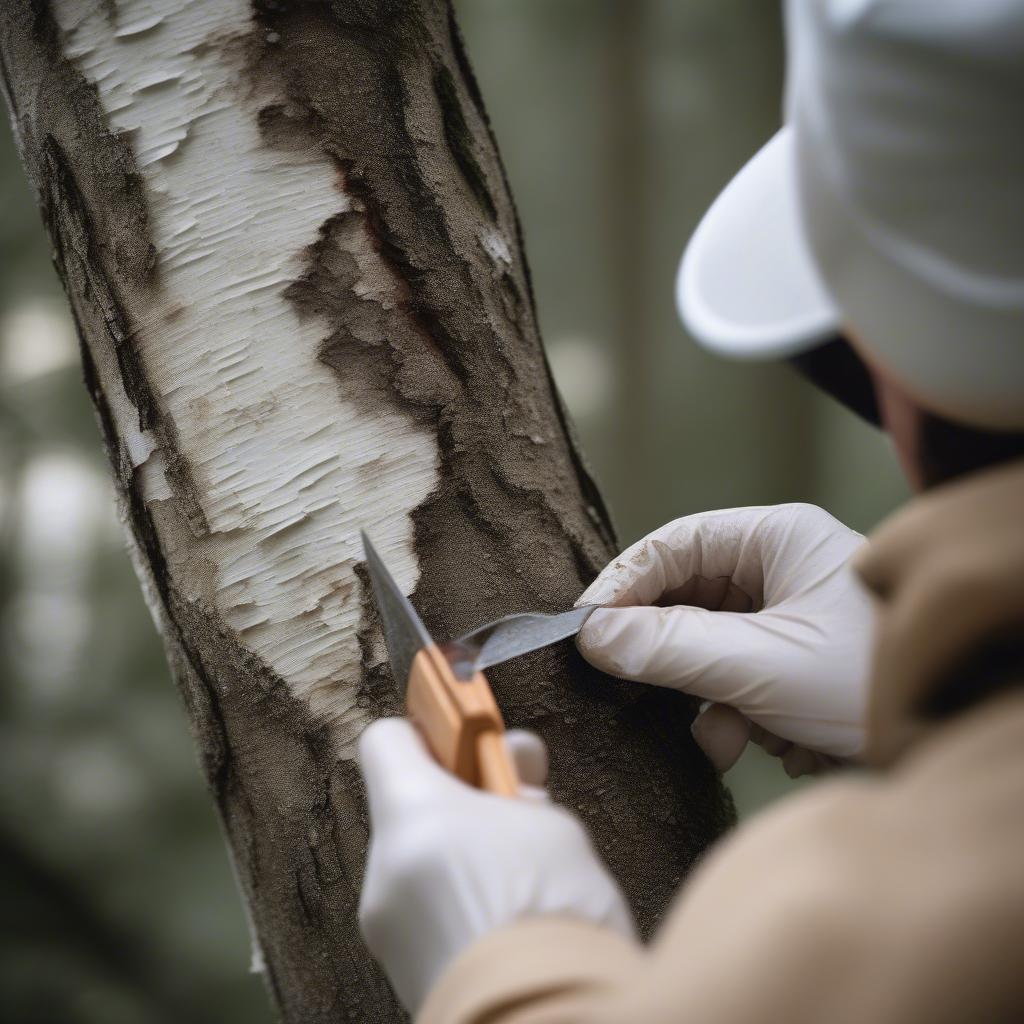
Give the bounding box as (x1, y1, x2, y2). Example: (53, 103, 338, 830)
(0, 2, 734, 1021)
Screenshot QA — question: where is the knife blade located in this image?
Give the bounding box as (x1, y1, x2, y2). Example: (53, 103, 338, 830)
(361, 530, 433, 697)
(441, 604, 599, 679)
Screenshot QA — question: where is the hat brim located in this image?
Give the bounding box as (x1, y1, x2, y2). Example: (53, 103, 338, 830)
(677, 126, 840, 360)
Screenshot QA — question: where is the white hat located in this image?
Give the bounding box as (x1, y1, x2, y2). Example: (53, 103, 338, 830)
(678, 0, 1024, 431)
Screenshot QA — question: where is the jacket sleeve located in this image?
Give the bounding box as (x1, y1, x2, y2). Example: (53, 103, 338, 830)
(417, 917, 644, 1024)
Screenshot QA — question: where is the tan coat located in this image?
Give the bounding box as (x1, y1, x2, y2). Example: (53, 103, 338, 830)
(421, 460, 1024, 1024)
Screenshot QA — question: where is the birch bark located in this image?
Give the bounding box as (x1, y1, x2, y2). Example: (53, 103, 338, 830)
(0, 2, 734, 1020)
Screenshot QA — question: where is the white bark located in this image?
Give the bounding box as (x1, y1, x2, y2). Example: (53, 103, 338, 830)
(54, 0, 439, 753)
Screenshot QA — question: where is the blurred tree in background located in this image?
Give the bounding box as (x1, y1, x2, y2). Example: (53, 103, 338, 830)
(0, 2, 907, 1021)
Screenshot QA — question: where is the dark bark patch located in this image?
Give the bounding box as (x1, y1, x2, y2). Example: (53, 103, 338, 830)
(433, 64, 498, 222)
(257, 102, 322, 151)
(35, 132, 217, 547)
(25, 8, 156, 288)
(353, 563, 402, 717)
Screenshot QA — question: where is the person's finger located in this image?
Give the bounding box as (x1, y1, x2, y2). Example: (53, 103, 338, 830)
(749, 725, 825, 776)
(577, 602, 782, 705)
(690, 703, 750, 772)
(576, 506, 785, 610)
(782, 744, 820, 779)
(505, 729, 549, 788)
(358, 718, 452, 820)
(750, 724, 792, 758)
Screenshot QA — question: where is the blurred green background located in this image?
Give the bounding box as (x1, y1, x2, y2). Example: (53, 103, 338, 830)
(0, 2, 907, 1021)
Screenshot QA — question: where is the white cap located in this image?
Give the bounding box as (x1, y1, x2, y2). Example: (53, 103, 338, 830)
(678, 0, 1024, 431)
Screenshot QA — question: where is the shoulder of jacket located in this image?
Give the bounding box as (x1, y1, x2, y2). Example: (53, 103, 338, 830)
(856, 459, 1024, 765)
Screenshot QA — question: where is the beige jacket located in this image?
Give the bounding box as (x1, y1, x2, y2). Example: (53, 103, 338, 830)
(421, 461, 1024, 1024)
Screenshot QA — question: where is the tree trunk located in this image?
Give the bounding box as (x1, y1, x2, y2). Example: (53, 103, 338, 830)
(0, 2, 734, 1020)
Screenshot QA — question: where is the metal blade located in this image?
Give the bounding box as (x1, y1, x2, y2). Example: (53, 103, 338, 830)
(441, 605, 599, 678)
(361, 531, 433, 696)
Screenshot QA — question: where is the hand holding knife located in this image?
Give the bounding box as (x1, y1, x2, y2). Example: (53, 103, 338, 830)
(361, 532, 597, 797)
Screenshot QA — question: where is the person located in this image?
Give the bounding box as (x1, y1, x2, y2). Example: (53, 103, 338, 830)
(357, 2, 1024, 1020)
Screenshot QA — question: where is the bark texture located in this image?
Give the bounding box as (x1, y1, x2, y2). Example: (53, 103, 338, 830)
(1, 2, 735, 1020)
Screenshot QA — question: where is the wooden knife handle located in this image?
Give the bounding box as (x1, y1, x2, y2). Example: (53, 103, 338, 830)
(406, 644, 519, 796)
(475, 729, 519, 797)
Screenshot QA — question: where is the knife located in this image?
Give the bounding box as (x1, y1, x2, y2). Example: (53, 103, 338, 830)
(441, 604, 598, 679)
(361, 532, 598, 796)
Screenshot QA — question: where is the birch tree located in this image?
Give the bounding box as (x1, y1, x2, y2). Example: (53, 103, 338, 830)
(0, 2, 734, 1019)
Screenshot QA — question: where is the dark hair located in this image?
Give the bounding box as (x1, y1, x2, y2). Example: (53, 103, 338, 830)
(918, 413, 1024, 489)
(789, 336, 1024, 488)
(787, 336, 880, 427)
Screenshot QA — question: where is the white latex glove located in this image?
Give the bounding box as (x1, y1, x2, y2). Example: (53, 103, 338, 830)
(576, 504, 874, 775)
(358, 718, 636, 1013)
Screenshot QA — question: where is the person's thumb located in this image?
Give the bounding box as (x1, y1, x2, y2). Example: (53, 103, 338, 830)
(690, 703, 751, 772)
(577, 604, 776, 707)
(501, 729, 548, 802)
(504, 729, 549, 789)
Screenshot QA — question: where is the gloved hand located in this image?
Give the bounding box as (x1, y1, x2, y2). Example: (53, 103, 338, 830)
(576, 504, 874, 776)
(358, 718, 636, 1013)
